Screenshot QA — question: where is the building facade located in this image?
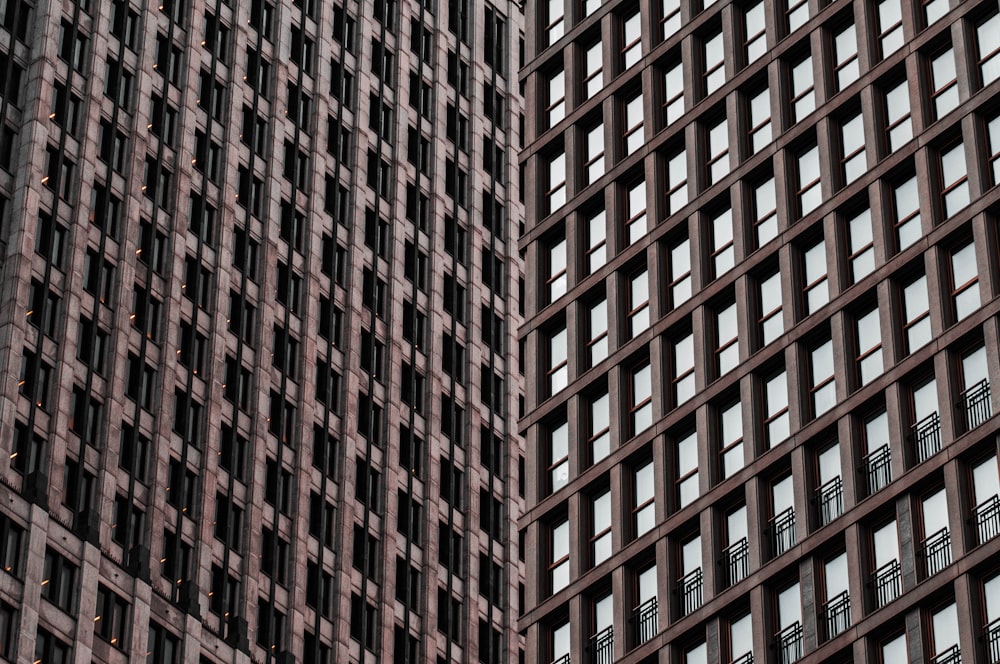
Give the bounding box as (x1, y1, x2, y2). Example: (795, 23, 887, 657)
(519, 0, 1000, 663)
(0, 0, 524, 662)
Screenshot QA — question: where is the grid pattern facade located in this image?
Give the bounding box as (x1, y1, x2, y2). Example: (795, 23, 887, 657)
(0, 0, 524, 662)
(519, 0, 1000, 662)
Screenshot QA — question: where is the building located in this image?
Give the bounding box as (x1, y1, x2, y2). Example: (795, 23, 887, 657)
(0, 0, 524, 662)
(519, 0, 1000, 662)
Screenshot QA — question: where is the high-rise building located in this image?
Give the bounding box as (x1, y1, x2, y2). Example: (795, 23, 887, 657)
(0, 0, 524, 662)
(520, 0, 1000, 663)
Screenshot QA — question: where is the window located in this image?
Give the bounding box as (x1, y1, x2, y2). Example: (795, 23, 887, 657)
(929, 602, 959, 662)
(724, 505, 749, 585)
(630, 363, 653, 435)
(672, 332, 695, 404)
(95, 584, 128, 648)
(668, 235, 692, 306)
(743, 1, 766, 65)
(622, 92, 643, 157)
(633, 459, 655, 537)
(546, 150, 567, 214)
(883, 78, 912, 153)
(846, 207, 875, 283)
(627, 268, 650, 338)
(800, 238, 829, 315)
(872, 519, 901, 606)
(705, 115, 729, 184)
(702, 30, 725, 97)
(921, 487, 951, 576)
(789, 52, 815, 122)
(665, 147, 689, 214)
(543, 0, 563, 45)
(583, 40, 603, 100)
(586, 297, 609, 366)
(939, 141, 969, 217)
(876, 0, 904, 58)
(902, 274, 932, 354)
(949, 240, 979, 322)
(746, 85, 772, 155)
(663, 60, 684, 125)
(588, 390, 611, 463)
(960, 344, 992, 432)
(774, 582, 803, 662)
(624, 179, 648, 245)
(816, 443, 843, 525)
(715, 301, 739, 377)
(583, 121, 605, 185)
(719, 400, 744, 478)
(795, 143, 822, 217)
(678, 532, 703, 614)
(763, 369, 790, 447)
(809, 338, 836, 418)
(752, 174, 778, 247)
(728, 613, 753, 663)
(550, 519, 570, 594)
(892, 174, 922, 250)
(831, 21, 859, 90)
(547, 326, 568, 394)
(709, 207, 735, 278)
(771, 475, 796, 556)
(591, 489, 612, 565)
(621, 10, 642, 71)
(585, 209, 607, 274)
(840, 113, 866, 186)
(977, 10, 1000, 86)
(784, 0, 809, 34)
(42, 548, 77, 612)
(863, 410, 893, 495)
(660, 0, 680, 38)
(929, 46, 959, 120)
(758, 269, 783, 347)
(34, 629, 71, 664)
(821, 552, 850, 640)
(912, 376, 941, 462)
(546, 236, 567, 302)
(854, 306, 882, 387)
(546, 68, 565, 127)
(922, 0, 948, 28)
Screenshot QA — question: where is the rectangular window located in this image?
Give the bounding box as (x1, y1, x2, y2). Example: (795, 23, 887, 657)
(547, 326, 568, 394)
(546, 151, 566, 214)
(801, 238, 829, 315)
(752, 175, 778, 247)
(621, 11, 642, 71)
(586, 209, 607, 274)
(668, 236, 692, 307)
(548, 421, 568, 494)
(764, 370, 790, 446)
(661, 0, 681, 39)
(586, 297, 609, 366)
(546, 237, 567, 302)
(939, 141, 969, 217)
(624, 179, 647, 245)
(902, 274, 932, 353)
(583, 40, 603, 99)
(550, 519, 569, 594)
(546, 68, 565, 127)
(665, 147, 688, 214)
(758, 269, 783, 347)
(663, 61, 684, 125)
(747, 86, 772, 155)
(622, 93, 643, 156)
(589, 390, 611, 463)
(796, 144, 822, 217)
(591, 489, 612, 565)
(855, 306, 882, 387)
(719, 400, 744, 478)
(706, 115, 729, 184)
(930, 46, 959, 119)
(715, 301, 739, 376)
(672, 332, 695, 405)
(676, 430, 698, 508)
(892, 175, 922, 250)
(877, 0, 903, 58)
(744, 1, 766, 65)
(631, 363, 653, 435)
(950, 240, 980, 321)
(583, 122, 605, 185)
(633, 460, 655, 536)
(702, 31, 725, 97)
(977, 10, 1000, 86)
(627, 268, 650, 338)
(789, 53, 815, 122)
(884, 79, 912, 153)
(832, 21, 859, 90)
(840, 113, 866, 185)
(809, 339, 836, 417)
(846, 207, 875, 283)
(710, 207, 735, 278)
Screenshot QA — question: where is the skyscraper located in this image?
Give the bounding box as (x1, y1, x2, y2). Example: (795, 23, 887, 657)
(520, 0, 1000, 662)
(0, 0, 524, 662)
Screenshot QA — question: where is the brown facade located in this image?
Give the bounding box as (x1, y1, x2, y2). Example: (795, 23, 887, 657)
(519, 0, 1000, 662)
(0, 0, 524, 662)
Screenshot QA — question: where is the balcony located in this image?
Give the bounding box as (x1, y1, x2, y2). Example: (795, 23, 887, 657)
(864, 444, 892, 495)
(930, 644, 961, 664)
(679, 568, 703, 615)
(822, 590, 850, 640)
(723, 538, 749, 587)
(731, 653, 754, 664)
(588, 626, 613, 664)
(975, 495, 1000, 545)
(771, 507, 796, 557)
(922, 527, 951, 577)
(960, 378, 991, 431)
(872, 559, 901, 608)
(816, 476, 843, 526)
(913, 412, 942, 463)
(551, 655, 571, 664)
(631, 596, 657, 646)
(987, 616, 1000, 664)
(775, 622, 803, 664)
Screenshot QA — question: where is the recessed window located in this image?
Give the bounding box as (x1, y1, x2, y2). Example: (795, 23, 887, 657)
(546, 236, 567, 302)
(746, 85, 772, 155)
(622, 92, 644, 157)
(976, 10, 1000, 86)
(743, 1, 766, 66)
(621, 10, 642, 71)
(892, 174, 922, 251)
(758, 269, 783, 347)
(751, 174, 778, 247)
(876, 0, 904, 59)
(663, 60, 685, 125)
(902, 273, 932, 354)
(709, 206, 735, 278)
(624, 179, 648, 245)
(668, 235, 692, 307)
(702, 30, 725, 97)
(545, 150, 567, 214)
(547, 326, 569, 394)
(588, 390, 611, 463)
(583, 121, 605, 185)
(795, 143, 822, 217)
(585, 209, 607, 274)
(763, 369, 790, 446)
(591, 489, 612, 565)
(627, 268, 650, 338)
(548, 421, 569, 494)
(583, 39, 604, 100)
(672, 331, 695, 404)
(950, 240, 979, 322)
(808, 338, 836, 418)
(939, 141, 969, 218)
(586, 297, 609, 366)
(630, 362, 653, 435)
(633, 459, 655, 536)
(550, 519, 570, 594)
(675, 430, 698, 508)
(929, 46, 959, 120)
(800, 238, 829, 315)
(546, 68, 566, 127)
(661, 0, 681, 39)
(854, 306, 883, 387)
(666, 147, 689, 214)
(831, 20, 859, 91)
(715, 301, 739, 377)
(719, 400, 744, 478)
(845, 206, 875, 283)
(705, 114, 729, 185)
(789, 52, 815, 123)
(840, 113, 866, 186)
(883, 78, 912, 154)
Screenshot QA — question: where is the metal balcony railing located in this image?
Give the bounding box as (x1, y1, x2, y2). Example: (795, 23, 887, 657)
(913, 412, 942, 463)
(922, 527, 951, 577)
(679, 568, 703, 615)
(632, 596, 657, 645)
(864, 444, 892, 495)
(771, 507, 796, 557)
(731, 653, 754, 664)
(975, 494, 1000, 545)
(986, 616, 1000, 664)
(961, 378, 991, 431)
(724, 537, 749, 587)
(823, 590, 851, 640)
(776, 621, 803, 664)
(816, 476, 843, 526)
(873, 559, 901, 608)
(588, 626, 613, 664)
(551, 655, 571, 664)
(930, 644, 961, 664)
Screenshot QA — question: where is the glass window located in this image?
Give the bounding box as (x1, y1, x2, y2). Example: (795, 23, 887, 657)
(790, 53, 815, 123)
(631, 363, 653, 434)
(663, 60, 684, 125)
(720, 400, 744, 478)
(930, 603, 959, 660)
(585, 209, 607, 274)
(809, 339, 836, 417)
(589, 390, 611, 463)
(902, 274, 932, 353)
(546, 68, 565, 127)
(884, 79, 912, 153)
(801, 239, 829, 315)
(747, 86, 772, 155)
(546, 237, 567, 301)
(668, 236, 692, 307)
(840, 113, 866, 185)
(548, 421, 569, 493)
(625, 179, 648, 245)
(666, 148, 689, 214)
(892, 175, 922, 251)
(628, 269, 650, 338)
(744, 1, 766, 65)
(706, 115, 729, 184)
(796, 144, 822, 217)
(544, 0, 564, 45)
(586, 297, 609, 366)
(923, 0, 948, 28)
(832, 21, 859, 90)
(939, 141, 969, 217)
(591, 489, 612, 565)
(986, 112, 1000, 185)
(855, 306, 883, 387)
(552, 620, 570, 663)
(661, 0, 681, 39)
(546, 151, 567, 213)
(621, 11, 642, 70)
(950, 241, 979, 321)
(676, 430, 698, 508)
(550, 519, 570, 593)
(752, 175, 778, 247)
(710, 207, 735, 277)
(716, 301, 739, 376)
(673, 332, 695, 404)
(977, 10, 1000, 86)
(633, 460, 655, 536)
(876, 0, 904, 59)
(764, 369, 790, 446)
(622, 93, 644, 156)
(729, 613, 753, 662)
(583, 40, 604, 100)
(547, 326, 568, 394)
(703, 31, 725, 96)
(784, 0, 808, 34)
(930, 47, 959, 119)
(758, 269, 783, 347)
(846, 207, 875, 283)
(583, 121, 605, 185)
